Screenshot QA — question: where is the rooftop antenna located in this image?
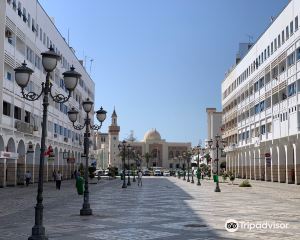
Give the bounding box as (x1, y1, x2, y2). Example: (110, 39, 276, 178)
(67, 28, 70, 46)
(90, 59, 94, 74)
(246, 34, 253, 44)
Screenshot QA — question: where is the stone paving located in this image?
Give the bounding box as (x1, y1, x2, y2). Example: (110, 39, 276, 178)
(0, 176, 300, 239)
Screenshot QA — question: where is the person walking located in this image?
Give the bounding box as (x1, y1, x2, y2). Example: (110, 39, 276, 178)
(137, 170, 143, 187)
(24, 170, 32, 187)
(56, 170, 62, 190)
(52, 169, 57, 181)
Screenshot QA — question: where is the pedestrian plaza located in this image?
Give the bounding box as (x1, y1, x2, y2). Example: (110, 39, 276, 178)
(0, 177, 299, 240)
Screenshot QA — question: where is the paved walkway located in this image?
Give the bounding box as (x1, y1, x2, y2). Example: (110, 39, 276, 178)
(0, 177, 300, 239)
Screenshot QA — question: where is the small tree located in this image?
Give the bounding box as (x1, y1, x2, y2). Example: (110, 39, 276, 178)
(144, 152, 151, 169)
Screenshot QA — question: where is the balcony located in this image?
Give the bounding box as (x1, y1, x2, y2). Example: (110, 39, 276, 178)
(15, 120, 33, 134)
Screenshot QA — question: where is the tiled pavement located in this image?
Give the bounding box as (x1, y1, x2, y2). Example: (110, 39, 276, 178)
(0, 176, 300, 239)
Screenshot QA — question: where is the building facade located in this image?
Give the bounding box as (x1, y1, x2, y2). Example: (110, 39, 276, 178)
(205, 108, 225, 173)
(222, 0, 300, 184)
(0, 0, 95, 187)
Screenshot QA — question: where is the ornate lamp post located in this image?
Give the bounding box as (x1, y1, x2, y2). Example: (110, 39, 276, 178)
(132, 150, 136, 182)
(14, 46, 81, 240)
(192, 145, 202, 186)
(184, 152, 191, 182)
(207, 135, 226, 192)
(68, 99, 106, 215)
(183, 154, 186, 181)
(118, 140, 128, 188)
(127, 145, 132, 186)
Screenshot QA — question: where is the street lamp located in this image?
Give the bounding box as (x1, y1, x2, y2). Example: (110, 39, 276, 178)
(118, 140, 128, 188)
(14, 46, 81, 240)
(68, 98, 107, 215)
(192, 145, 202, 186)
(127, 144, 132, 186)
(183, 154, 186, 181)
(207, 135, 226, 192)
(187, 151, 192, 182)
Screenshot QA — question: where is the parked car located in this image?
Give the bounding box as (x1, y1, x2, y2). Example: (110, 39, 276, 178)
(143, 169, 150, 176)
(104, 169, 109, 176)
(154, 169, 161, 176)
(163, 170, 170, 176)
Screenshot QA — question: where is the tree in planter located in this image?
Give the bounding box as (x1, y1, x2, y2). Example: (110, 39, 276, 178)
(144, 152, 151, 169)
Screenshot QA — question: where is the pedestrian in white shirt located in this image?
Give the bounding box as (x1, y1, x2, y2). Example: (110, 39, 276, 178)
(56, 170, 62, 190)
(138, 171, 143, 187)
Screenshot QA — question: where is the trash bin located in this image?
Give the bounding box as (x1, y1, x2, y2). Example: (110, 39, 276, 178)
(213, 174, 218, 183)
(76, 176, 84, 195)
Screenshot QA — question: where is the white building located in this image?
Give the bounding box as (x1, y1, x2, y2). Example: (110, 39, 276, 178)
(0, 0, 95, 187)
(205, 108, 225, 173)
(222, 0, 300, 184)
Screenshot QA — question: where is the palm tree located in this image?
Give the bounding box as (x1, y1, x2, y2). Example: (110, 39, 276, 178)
(144, 152, 151, 169)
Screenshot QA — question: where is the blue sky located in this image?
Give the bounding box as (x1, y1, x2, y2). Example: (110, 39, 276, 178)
(39, 0, 287, 146)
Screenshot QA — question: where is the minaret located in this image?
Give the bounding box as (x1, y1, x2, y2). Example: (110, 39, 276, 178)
(108, 108, 120, 168)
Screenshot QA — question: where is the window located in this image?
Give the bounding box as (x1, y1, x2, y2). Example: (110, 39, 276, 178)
(59, 126, 63, 135)
(35, 24, 39, 37)
(274, 38, 277, 51)
(260, 125, 266, 135)
(288, 82, 296, 97)
(271, 42, 273, 54)
(254, 81, 259, 92)
(278, 35, 281, 48)
(279, 60, 286, 73)
(290, 21, 294, 35)
(272, 66, 278, 79)
(282, 30, 285, 44)
(264, 49, 267, 60)
(287, 52, 295, 67)
(22, 7, 26, 22)
(40, 28, 42, 41)
(260, 101, 265, 111)
(27, 13, 31, 28)
(32, 18, 35, 32)
(14, 106, 21, 120)
(265, 72, 271, 84)
(25, 111, 30, 123)
(43, 33, 46, 45)
(6, 72, 12, 81)
(255, 104, 260, 114)
(17, 2, 22, 16)
(267, 46, 270, 57)
(3, 101, 11, 116)
(296, 16, 299, 31)
(259, 77, 264, 89)
(297, 48, 300, 61)
(54, 123, 59, 133)
(286, 26, 289, 40)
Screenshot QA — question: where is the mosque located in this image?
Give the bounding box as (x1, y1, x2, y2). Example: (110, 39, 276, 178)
(93, 109, 191, 170)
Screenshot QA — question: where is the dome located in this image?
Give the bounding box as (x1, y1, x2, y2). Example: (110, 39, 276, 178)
(144, 129, 161, 141)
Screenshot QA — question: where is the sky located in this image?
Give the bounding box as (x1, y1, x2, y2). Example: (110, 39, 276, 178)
(39, 0, 287, 146)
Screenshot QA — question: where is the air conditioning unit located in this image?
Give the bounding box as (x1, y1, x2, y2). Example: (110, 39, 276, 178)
(54, 133, 58, 138)
(5, 29, 12, 38)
